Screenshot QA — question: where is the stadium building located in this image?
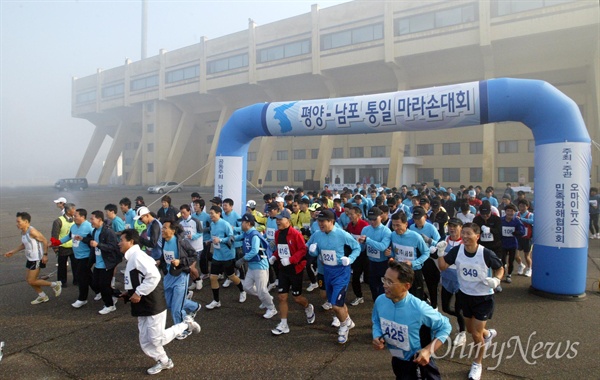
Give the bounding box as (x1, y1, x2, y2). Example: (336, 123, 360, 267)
(72, 0, 599, 189)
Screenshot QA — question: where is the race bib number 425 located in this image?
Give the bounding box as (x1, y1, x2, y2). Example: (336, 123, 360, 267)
(380, 318, 410, 351)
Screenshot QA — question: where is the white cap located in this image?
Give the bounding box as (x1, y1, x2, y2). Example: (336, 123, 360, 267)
(275, 197, 284, 203)
(283, 186, 289, 191)
(134, 206, 150, 220)
(54, 197, 67, 204)
(246, 200, 256, 208)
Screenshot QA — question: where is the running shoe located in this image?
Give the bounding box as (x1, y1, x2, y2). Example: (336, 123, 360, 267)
(504, 275, 512, 284)
(337, 319, 355, 344)
(271, 321, 290, 335)
(305, 304, 315, 324)
(98, 305, 116, 315)
(484, 329, 497, 350)
(52, 282, 62, 297)
(223, 278, 232, 288)
(524, 268, 532, 277)
(468, 362, 482, 380)
(71, 300, 87, 308)
(239, 291, 247, 303)
(517, 263, 526, 275)
(263, 308, 278, 319)
(185, 315, 201, 334)
(306, 282, 319, 292)
(321, 301, 332, 310)
(175, 330, 192, 340)
(186, 291, 193, 300)
(205, 300, 221, 310)
(453, 331, 466, 347)
(350, 297, 364, 306)
(147, 359, 174, 375)
(190, 303, 201, 319)
(94, 293, 102, 301)
(31, 295, 49, 305)
(331, 316, 340, 328)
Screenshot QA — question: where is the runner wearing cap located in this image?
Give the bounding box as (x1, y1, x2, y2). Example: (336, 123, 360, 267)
(192, 199, 212, 285)
(54, 197, 67, 215)
(135, 207, 163, 260)
(205, 206, 246, 309)
(438, 223, 504, 380)
(246, 200, 266, 233)
(357, 207, 392, 303)
(264, 202, 280, 290)
(236, 213, 277, 319)
(515, 199, 534, 277)
(222, 198, 244, 284)
(307, 209, 361, 344)
(269, 208, 314, 335)
(472, 201, 503, 281)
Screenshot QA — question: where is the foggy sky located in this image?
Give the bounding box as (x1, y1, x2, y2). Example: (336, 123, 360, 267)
(0, 0, 347, 186)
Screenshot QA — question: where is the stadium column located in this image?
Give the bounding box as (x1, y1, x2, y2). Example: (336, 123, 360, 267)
(76, 125, 108, 179)
(387, 68, 408, 187)
(164, 104, 193, 181)
(98, 121, 128, 185)
(204, 105, 233, 187)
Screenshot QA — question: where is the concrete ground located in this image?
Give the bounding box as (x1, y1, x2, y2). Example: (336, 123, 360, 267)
(0, 186, 598, 379)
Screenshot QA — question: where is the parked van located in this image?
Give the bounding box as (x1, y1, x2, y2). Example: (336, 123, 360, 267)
(54, 178, 88, 191)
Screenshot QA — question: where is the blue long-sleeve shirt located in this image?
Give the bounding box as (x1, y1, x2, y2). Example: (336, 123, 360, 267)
(389, 229, 430, 270)
(240, 227, 269, 270)
(124, 209, 136, 229)
(501, 217, 525, 249)
(60, 221, 93, 259)
(210, 218, 235, 261)
(372, 293, 450, 361)
(306, 225, 360, 267)
(408, 222, 440, 247)
(222, 210, 242, 248)
(363, 224, 392, 262)
(194, 211, 212, 242)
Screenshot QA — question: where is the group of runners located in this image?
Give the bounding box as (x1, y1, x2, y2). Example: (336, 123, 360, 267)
(4, 181, 549, 379)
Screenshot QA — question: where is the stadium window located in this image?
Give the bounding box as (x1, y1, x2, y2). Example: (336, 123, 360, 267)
(265, 170, 272, 182)
(294, 170, 306, 182)
(207, 54, 249, 74)
(417, 144, 434, 156)
(470, 167, 483, 182)
(147, 163, 154, 172)
(276, 150, 288, 160)
(332, 148, 344, 158)
(442, 143, 460, 155)
(277, 170, 288, 182)
(470, 142, 483, 154)
(321, 23, 383, 50)
(498, 167, 518, 182)
(498, 140, 518, 153)
(417, 168, 434, 182)
(350, 147, 364, 158)
(528, 140, 535, 153)
(311, 149, 319, 159)
(146, 123, 154, 133)
(293, 149, 306, 160)
(247, 170, 253, 181)
(443, 168, 460, 182)
(147, 143, 154, 153)
(371, 146, 386, 157)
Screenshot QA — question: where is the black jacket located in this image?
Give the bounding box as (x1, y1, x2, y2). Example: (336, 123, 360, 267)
(158, 233, 195, 276)
(83, 225, 122, 271)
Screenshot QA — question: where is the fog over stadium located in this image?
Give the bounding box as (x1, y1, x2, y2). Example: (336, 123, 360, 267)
(0, 0, 346, 186)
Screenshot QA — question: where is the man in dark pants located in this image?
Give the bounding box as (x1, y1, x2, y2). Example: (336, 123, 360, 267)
(51, 202, 78, 286)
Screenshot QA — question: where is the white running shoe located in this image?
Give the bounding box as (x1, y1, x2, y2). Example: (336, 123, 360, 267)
(267, 282, 277, 292)
(52, 282, 62, 297)
(94, 293, 102, 301)
(350, 297, 364, 306)
(337, 319, 355, 344)
(321, 301, 332, 310)
(468, 362, 482, 380)
(186, 291, 193, 300)
(31, 295, 49, 305)
(517, 263, 526, 275)
(71, 300, 88, 308)
(239, 291, 247, 303)
(524, 268, 532, 277)
(175, 330, 192, 340)
(188, 282, 197, 290)
(453, 331, 466, 347)
(147, 359, 174, 375)
(271, 321, 290, 335)
(305, 304, 315, 324)
(98, 305, 116, 315)
(484, 329, 497, 350)
(195, 280, 203, 290)
(205, 300, 221, 310)
(112, 297, 119, 306)
(184, 315, 201, 334)
(189, 303, 201, 319)
(263, 308, 278, 319)
(223, 278, 232, 288)
(331, 316, 340, 328)
(306, 282, 319, 292)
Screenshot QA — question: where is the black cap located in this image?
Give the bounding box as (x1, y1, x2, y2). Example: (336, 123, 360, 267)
(367, 207, 383, 220)
(419, 198, 430, 205)
(448, 218, 463, 226)
(502, 194, 511, 200)
(431, 199, 441, 208)
(479, 204, 491, 214)
(210, 196, 222, 204)
(135, 195, 144, 201)
(267, 202, 279, 211)
(317, 209, 336, 220)
(241, 213, 256, 223)
(412, 206, 426, 219)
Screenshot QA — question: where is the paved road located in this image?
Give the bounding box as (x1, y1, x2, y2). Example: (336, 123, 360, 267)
(0, 186, 598, 379)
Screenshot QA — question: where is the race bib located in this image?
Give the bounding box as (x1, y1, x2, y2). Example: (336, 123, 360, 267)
(163, 250, 175, 264)
(125, 224, 131, 229)
(95, 247, 101, 256)
(460, 265, 483, 282)
(393, 243, 414, 262)
(366, 245, 380, 259)
(380, 318, 410, 351)
(72, 240, 80, 248)
(212, 236, 221, 249)
(321, 249, 338, 266)
(266, 228, 275, 240)
(480, 232, 493, 242)
(277, 244, 291, 259)
(183, 226, 194, 239)
(502, 226, 515, 237)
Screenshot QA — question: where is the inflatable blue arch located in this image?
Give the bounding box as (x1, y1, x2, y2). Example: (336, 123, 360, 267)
(214, 78, 591, 297)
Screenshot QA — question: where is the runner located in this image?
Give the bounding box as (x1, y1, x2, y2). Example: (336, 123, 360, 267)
(4, 212, 62, 304)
